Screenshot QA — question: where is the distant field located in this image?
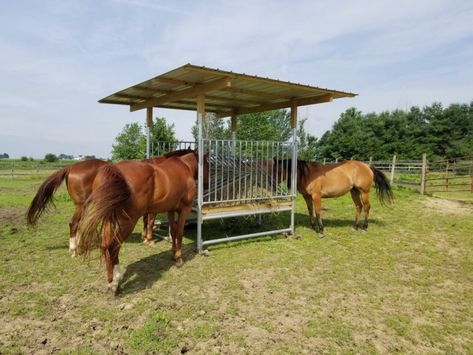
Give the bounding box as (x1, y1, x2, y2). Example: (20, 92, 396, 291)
(0, 159, 76, 177)
(0, 175, 472, 353)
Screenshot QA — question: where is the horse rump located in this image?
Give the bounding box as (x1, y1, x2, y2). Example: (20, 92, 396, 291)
(77, 165, 131, 255)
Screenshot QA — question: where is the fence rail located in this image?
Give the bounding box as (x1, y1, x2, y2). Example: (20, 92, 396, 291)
(323, 154, 473, 197)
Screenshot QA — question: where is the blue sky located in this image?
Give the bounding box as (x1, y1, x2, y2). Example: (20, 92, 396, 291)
(1, 0, 472, 158)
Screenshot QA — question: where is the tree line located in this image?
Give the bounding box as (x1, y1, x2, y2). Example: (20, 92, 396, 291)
(111, 101, 473, 161)
(317, 102, 473, 161)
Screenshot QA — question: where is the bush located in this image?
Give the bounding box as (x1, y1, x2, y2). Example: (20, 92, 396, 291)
(20, 156, 28, 161)
(44, 153, 58, 162)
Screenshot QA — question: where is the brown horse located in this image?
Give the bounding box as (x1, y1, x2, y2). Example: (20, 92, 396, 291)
(27, 159, 108, 255)
(76, 151, 199, 294)
(26, 150, 194, 256)
(275, 160, 393, 237)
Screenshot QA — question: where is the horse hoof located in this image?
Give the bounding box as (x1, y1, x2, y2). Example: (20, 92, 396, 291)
(175, 258, 184, 268)
(361, 229, 368, 233)
(317, 233, 324, 239)
(70, 250, 77, 258)
(108, 282, 119, 295)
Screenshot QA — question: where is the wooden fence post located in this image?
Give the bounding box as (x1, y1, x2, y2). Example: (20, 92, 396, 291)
(420, 153, 427, 195)
(369, 156, 373, 165)
(445, 160, 450, 192)
(390, 155, 396, 184)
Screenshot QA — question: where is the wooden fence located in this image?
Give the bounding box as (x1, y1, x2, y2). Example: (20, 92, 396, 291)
(324, 154, 473, 196)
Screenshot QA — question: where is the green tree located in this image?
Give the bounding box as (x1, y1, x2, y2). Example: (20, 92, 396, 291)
(20, 156, 28, 161)
(111, 122, 145, 160)
(236, 110, 292, 141)
(44, 153, 58, 162)
(297, 118, 319, 160)
(191, 113, 230, 141)
(112, 117, 178, 160)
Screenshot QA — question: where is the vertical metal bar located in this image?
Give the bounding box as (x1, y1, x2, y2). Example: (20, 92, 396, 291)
(238, 141, 242, 201)
(220, 140, 224, 202)
(227, 140, 230, 201)
(244, 141, 248, 200)
(214, 140, 218, 202)
(197, 97, 204, 252)
(290, 128, 298, 235)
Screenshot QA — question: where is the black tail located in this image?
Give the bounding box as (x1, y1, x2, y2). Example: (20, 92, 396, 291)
(371, 166, 394, 206)
(27, 167, 68, 226)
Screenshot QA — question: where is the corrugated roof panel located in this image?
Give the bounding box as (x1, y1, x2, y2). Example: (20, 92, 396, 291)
(98, 63, 356, 115)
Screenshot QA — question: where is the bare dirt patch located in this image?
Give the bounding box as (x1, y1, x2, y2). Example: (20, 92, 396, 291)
(422, 197, 473, 216)
(0, 206, 25, 226)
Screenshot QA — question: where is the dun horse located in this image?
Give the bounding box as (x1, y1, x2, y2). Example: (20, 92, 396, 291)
(276, 160, 393, 236)
(26, 150, 193, 256)
(76, 151, 199, 294)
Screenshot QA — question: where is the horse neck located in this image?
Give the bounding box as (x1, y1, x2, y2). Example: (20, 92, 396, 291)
(178, 153, 199, 180)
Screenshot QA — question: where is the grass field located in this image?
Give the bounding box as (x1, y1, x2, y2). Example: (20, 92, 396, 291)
(0, 176, 472, 354)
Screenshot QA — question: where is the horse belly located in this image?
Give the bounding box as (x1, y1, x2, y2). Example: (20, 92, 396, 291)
(319, 176, 352, 198)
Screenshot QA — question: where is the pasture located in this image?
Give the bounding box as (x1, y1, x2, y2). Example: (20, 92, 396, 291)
(1, 175, 472, 353)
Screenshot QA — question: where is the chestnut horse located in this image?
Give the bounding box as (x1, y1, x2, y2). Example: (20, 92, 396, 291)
(76, 151, 199, 294)
(26, 150, 194, 256)
(276, 160, 393, 237)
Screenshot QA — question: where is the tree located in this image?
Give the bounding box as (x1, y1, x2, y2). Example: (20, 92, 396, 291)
(191, 113, 230, 141)
(236, 110, 292, 141)
(112, 122, 144, 160)
(58, 153, 73, 160)
(21, 156, 28, 161)
(297, 118, 319, 160)
(44, 153, 58, 162)
(0, 153, 9, 159)
(315, 101, 473, 161)
(148, 117, 178, 154)
(111, 117, 178, 160)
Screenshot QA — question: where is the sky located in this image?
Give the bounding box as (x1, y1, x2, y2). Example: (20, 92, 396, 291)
(1, 0, 472, 158)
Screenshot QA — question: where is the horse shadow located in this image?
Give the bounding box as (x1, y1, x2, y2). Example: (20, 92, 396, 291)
(294, 212, 386, 228)
(118, 243, 196, 296)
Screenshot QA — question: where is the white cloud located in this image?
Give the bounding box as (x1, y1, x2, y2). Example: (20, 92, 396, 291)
(0, 0, 472, 158)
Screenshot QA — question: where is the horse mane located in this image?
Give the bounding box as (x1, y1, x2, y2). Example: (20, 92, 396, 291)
(273, 159, 310, 189)
(162, 148, 194, 158)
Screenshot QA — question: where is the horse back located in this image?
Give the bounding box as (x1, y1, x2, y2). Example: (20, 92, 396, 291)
(303, 160, 373, 197)
(151, 157, 196, 211)
(67, 159, 107, 205)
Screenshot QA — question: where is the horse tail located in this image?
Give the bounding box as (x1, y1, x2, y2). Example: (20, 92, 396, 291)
(77, 165, 131, 256)
(370, 166, 394, 206)
(27, 167, 69, 226)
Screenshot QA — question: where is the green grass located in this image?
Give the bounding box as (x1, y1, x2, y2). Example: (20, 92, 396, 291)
(0, 177, 472, 353)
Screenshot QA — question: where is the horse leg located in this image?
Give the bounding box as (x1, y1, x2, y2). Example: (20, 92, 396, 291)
(361, 191, 371, 231)
(173, 205, 193, 267)
(68, 206, 82, 257)
(350, 188, 362, 231)
(142, 213, 157, 245)
(167, 211, 177, 259)
(141, 215, 148, 241)
(312, 194, 324, 238)
(102, 220, 134, 295)
(303, 195, 316, 230)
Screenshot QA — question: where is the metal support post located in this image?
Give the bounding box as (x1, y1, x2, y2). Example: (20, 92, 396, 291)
(197, 96, 205, 252)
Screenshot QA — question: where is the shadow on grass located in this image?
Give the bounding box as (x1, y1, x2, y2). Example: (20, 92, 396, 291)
(294, 212, 386, 228)
(119, 244, 196, 296)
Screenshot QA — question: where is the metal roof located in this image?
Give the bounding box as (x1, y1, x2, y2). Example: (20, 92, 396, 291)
(99, 63, 356, 117)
